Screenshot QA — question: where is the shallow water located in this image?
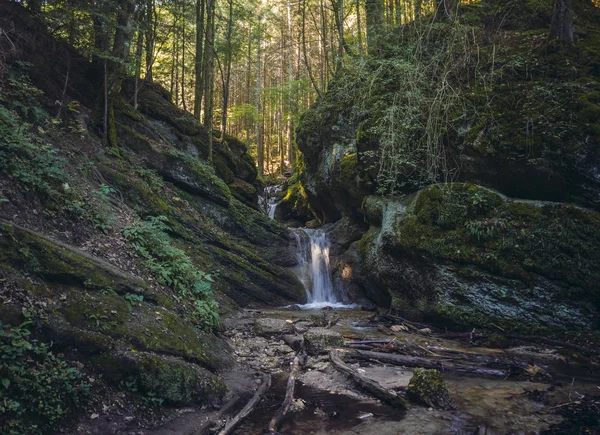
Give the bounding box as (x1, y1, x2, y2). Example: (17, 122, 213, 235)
(233, 308, 600, 435)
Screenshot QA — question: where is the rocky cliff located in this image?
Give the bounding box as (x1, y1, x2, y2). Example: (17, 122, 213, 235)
(295, 0, 600, 333)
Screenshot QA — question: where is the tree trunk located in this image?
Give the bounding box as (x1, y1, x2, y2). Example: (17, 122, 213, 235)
(134, 31, 144, 109)
(194, 0, 206, 118)
(357, 0, 364, 57)
(204, 0, 215, 162)
(551, 0, 574, 46)
(181, 1, 187, 112)
(365, 0, 384, 54)
(221, 0, 234, 139)
(106, 0, 136, 148)
(145, 0, 155, 82)
(302, 0, 323, 98)
(287, 0, 295, 172)
(256, 24, 264, 176)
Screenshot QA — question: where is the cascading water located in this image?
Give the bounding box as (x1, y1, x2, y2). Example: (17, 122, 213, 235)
(294, 229, 354, 309)
(260, 185, 282, 219)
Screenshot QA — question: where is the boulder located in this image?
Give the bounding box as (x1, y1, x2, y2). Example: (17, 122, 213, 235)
(407, 368, 453, 410)
(254, 318, 294, 337)
(303, 328, 344, 355)
(359, 184, 600, 332)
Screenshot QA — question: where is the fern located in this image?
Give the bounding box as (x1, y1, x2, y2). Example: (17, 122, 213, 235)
(123, 216, 219, 330)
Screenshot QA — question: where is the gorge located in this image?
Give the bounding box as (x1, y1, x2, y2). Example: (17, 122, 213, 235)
(1, 0, 599, 434)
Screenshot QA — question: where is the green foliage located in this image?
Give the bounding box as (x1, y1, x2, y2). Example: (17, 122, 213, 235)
(0, 106, 68, 198)
(123, 216, 219, 330)
(465, 217, 507, 241)
(0, 321, 89, 435)
(123, 293, 144, 309)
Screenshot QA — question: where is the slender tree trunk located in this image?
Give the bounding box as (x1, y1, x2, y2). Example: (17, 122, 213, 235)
(204, 0, 216, 162)
(245, 24, 252, 146)
(181, 1, 187, 112)
(287, 0, 295, 171)
(303, 0, 323, 98)
(551, 0, 574, 46)
(106, 0, 136, 148)
(357, 0, 364, 57)
(134, 31, 144, 109)
(256, 22, 264, 176)
(365, 0, 384, 54)
(194, 0, 206, 118)
(145, 0, 155, 81)
(221, 0, 234, 139)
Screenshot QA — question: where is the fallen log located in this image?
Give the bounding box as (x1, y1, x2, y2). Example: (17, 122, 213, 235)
(349, 350, 512, 378)
(266, 351, 304, 434)
(437, 332, 600, 357)
(329, 350, 406, 408)
(217, 374, 271, 435)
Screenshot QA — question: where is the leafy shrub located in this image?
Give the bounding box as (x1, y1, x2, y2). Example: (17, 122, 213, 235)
(0, 106, 68, 198)
(0, 321, 89, 435)
(123, 216, 219, 330)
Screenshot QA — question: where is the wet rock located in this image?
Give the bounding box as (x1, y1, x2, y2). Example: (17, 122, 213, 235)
(294, 321, 313, 333)
(407, 369, 453, 410)
(309, 312, 339, 328)
(254, 318, 294, 337)
(304, 328, 344, 356)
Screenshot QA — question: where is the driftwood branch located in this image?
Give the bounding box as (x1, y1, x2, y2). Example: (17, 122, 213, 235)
(329, 350, 406, 408)
(266, 351, 304, 434)
(217, 373, 271, 435)
(348, 349, 525, 378)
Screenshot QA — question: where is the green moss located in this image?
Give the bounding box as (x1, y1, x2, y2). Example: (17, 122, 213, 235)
(358, 227, 378, 259)
(339, 153, 358, 182)
(0, 223, 148, 294)
(407, 368, 453, 409)
(392, 184, 600, 307)
(136, 353, 226, 404)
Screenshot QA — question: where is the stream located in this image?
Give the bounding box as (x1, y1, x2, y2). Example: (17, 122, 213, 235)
(218, 187, 600, 434)
(224, 307, 599, 434)
(220, 210, 599, 434)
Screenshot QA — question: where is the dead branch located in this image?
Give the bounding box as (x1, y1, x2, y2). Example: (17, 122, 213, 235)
(266, 351, 304, 434)
(329, 350, 406, 408)
(347, 349, 528, 378)
(217, 373, 271, 435)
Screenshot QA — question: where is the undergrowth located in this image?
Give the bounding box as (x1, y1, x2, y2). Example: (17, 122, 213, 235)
(123, 216, 219, 330)
(0, 320, 89, 435)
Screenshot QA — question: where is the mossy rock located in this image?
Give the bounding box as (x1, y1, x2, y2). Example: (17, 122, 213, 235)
(303, 328, 344, 356)
(134, 352, 227, 405)
(229, 177, 258, 207)
(407, 368, 453, 409)
(97, 351, 227, 405)
(361, 184, 600, 332)
(0, 221, 149, 295)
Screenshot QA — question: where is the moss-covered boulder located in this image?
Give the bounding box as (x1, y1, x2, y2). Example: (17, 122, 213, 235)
(407, 369, 453, 409)
(303, 328, 344, 355)
(360, 184, 600, 332)
(105, 351, 227, 405)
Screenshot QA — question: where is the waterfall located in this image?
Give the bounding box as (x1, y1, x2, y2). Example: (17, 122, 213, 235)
(294, 229, 354, 309)
(261, 185, 282, 219)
